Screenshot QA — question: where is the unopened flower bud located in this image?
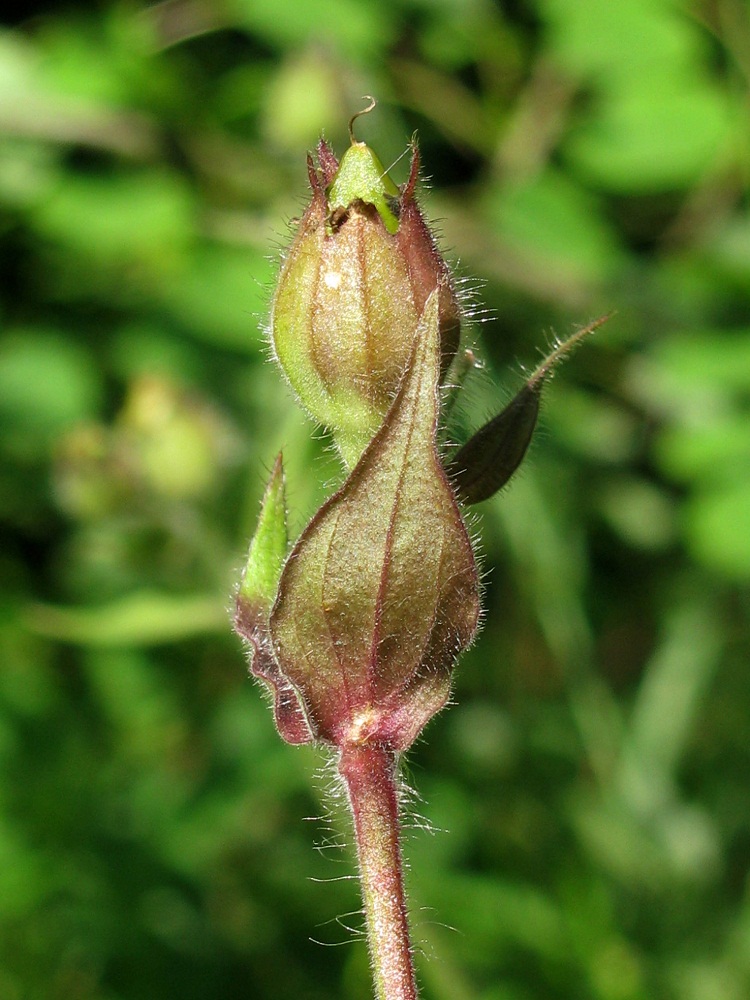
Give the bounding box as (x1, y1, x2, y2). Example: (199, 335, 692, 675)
(271, 120, 461, 465)
(269, 293, 479, 751)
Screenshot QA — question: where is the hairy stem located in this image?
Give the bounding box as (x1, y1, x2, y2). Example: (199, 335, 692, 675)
(339, 742, 418, 1000)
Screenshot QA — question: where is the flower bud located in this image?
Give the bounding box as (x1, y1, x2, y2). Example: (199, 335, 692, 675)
(271, 132, 461, 466)
(269, 293, 480, 751)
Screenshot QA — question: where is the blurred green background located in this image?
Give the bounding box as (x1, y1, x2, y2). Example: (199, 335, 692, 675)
(1, 1, 749, 998)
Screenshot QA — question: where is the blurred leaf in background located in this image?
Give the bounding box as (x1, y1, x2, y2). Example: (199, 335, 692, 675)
(0, 1, 749, 998)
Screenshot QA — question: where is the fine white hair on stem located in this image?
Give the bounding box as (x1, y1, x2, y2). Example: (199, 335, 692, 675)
(309, 907, 368, 948)
(307, 874, 358, 884)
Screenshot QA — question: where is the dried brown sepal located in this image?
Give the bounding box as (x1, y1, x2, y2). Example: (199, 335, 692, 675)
(447, 381, 542, 504)
(447, 314, 611, 504)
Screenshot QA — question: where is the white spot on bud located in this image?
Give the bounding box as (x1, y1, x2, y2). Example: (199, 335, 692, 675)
(324, 271, 342, 289)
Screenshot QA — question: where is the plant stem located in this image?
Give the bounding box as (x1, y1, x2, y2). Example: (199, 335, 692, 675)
(338, 742, 418, 1000)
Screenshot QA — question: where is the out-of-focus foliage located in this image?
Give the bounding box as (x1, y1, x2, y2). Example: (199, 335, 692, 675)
(1, 2, 749, 998)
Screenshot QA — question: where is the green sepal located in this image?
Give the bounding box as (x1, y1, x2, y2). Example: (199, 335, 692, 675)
(234, 454, 314, 746)
(238, 453, 288, 610)
(327, 142, 400, 234)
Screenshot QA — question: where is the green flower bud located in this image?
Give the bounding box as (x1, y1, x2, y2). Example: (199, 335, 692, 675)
(271, 127, 461, 467)
(269, 293, 479, 751)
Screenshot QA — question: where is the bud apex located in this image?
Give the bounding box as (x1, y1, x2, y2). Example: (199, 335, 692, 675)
(271, 133, 462, 466)
(327, 140, 400, 234)
(237, 453, 288, 610)
(269, 293, 480, 751)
